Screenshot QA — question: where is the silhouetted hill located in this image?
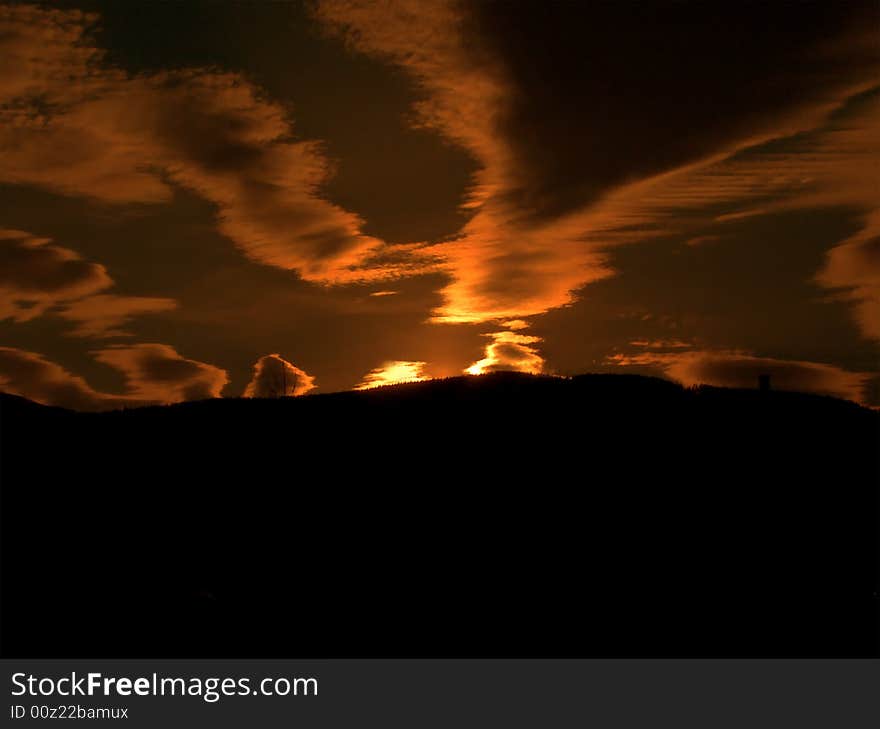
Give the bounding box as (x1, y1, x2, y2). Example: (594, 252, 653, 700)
(1, 373, 878, 657)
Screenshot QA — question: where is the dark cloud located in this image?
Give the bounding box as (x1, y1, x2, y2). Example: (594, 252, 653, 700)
(92, 344, 228, 402)
(468, 0, 879, 222)
(0, 344, 229, 411)
(0, 228, 175, 336)
(0, 346, 130, 411)
(0, 229, 112, 321)
(317, 0, 880, 340)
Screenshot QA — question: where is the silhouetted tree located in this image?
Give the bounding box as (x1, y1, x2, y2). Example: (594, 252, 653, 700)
(267, 362, 297, 398)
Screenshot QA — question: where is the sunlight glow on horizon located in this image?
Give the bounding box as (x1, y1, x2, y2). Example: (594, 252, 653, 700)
(354, 360, 431, 389)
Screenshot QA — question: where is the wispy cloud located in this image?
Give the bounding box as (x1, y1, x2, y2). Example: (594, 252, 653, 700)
(0, 5, 431, 285)
(57, 294, 177, 338)
(315, 0, 880, 347)
(596, 87, 880, 341)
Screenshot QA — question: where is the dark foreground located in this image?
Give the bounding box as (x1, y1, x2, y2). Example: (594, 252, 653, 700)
(1, 372, 878, 657)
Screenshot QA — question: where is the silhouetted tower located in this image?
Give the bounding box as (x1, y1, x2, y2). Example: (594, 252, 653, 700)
(759, 374, 771, 392)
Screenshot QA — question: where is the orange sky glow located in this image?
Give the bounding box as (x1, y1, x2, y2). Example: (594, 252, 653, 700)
(0, 1, 877, 409)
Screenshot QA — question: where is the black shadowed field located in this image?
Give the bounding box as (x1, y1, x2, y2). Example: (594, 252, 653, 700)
(1, 372, 877, 657)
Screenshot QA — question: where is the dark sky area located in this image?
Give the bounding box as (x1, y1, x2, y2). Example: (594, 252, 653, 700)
(0, 0, 877, 408)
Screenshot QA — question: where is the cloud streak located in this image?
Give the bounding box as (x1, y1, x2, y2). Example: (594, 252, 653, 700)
(56, 294, 177, 338)
(607, 347, 870, 404)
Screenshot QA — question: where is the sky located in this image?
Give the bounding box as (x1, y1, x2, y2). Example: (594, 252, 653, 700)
(0, 0, 878, 409)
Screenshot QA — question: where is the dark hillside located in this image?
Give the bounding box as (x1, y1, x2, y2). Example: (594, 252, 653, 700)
(1, 372, 878, 657)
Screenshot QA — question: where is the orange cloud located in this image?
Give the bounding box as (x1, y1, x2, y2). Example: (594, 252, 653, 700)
(243, 354, 317, 397)
(0, 5, 429, 284)
(2, 2, 876, 388)
(607, 348, 870, 404)
(0, 346, 131, 411)
(465, 330, 544, 375)
(355, 360, 429, 389)
(818, 209, 880, 341)
(0, 344, 227, 410)
(317, 0, 614, 324)
(811, 98, 880, 340)
(316, 0, 879, 346)
(630, 339, 692, 350)
(91, 344, 228, 402)
(585, 87, 880, 341)
(0, 5, 98, 107)
(7, 1, 873, 338)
